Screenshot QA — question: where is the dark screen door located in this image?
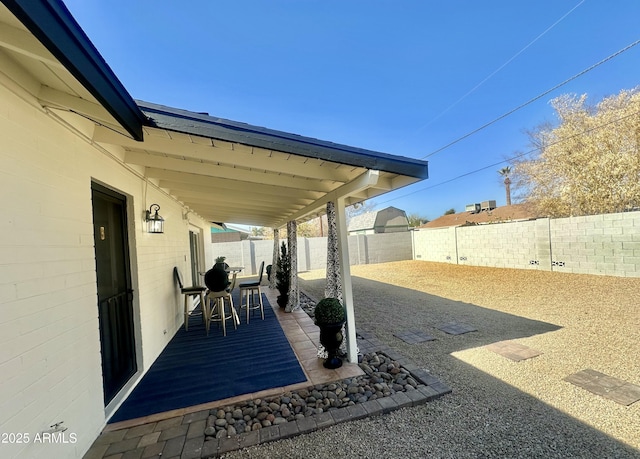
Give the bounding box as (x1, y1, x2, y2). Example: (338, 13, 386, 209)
(91, 183, 137, 405)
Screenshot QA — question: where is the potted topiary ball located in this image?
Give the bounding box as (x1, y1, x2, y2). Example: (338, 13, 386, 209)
(314, 298, 346, 369)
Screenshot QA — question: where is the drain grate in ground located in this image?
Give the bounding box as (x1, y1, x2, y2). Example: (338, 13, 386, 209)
(393, 329, 436, 344)
(564, 369, 640, 406)
(486, 340, 543, 361)
(437, 322, 477, 335)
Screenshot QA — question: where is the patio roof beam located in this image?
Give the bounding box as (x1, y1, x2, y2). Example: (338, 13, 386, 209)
(125, 152, 339, 192)
(93, 125, 359, 182)
(273, 169, 380, 228)
(172, 194, 309, 212)
(0, 21, 63, 68)
(157, 178, 323, 201)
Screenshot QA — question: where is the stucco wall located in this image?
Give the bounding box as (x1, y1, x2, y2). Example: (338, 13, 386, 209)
(0, 83, 212, 458)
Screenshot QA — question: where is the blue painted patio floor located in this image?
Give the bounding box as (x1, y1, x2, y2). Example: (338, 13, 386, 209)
(106, 287, 364, 430)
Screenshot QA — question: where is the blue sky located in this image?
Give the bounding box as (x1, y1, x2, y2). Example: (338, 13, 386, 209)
(64, 1, 640, 221)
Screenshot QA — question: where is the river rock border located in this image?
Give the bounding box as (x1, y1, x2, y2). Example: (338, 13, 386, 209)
(200, 294, 451, 457)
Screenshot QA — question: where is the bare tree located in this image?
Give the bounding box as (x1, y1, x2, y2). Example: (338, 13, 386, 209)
(345, 200, 377, 224)
(511, 88, 640, 217)
(407, 213, 429, 227)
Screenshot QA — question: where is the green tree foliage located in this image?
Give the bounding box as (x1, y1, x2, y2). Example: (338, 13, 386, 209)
(275, 241, 291, 304)
(443, 208, 456, 215)
(512, 88, 640, 217)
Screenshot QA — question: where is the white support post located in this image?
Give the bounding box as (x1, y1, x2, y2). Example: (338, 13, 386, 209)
(270, 228, 279, 289)
(335, 197, 358, 363)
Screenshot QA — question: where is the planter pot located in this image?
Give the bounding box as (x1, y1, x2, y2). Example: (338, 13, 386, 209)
(277, 294, 288, 308)
(318, 321, 345, 369)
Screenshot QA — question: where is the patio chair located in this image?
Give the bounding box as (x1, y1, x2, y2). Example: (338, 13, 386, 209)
(239, 260, 265, 323)
(205, 272, 239, 336)
(174, 267, 206, 331)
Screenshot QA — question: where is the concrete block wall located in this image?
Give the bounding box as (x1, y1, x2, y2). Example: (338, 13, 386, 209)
(304, 237, 328, 271)
(413, 227, 457, 263)
(210, 232, 414, 275)
(549, 212, 640, 277)
(358, 232, 412, 264)
(0, 83, 213, 458)
(456, 220, 539, 269)
(412, 212, 640, 277)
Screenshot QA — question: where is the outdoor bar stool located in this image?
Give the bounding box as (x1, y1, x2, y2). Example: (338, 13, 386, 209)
(205, 272, 239, 336)
(174, 267, 207, 331)
(239, 261, 265, 323)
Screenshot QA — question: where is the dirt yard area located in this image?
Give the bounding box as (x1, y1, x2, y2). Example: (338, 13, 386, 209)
(298, 260, 640, 455)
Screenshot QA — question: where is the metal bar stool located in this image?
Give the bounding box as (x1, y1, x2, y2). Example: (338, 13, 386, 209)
(205, 272, 239, 336)
(174, 267, 206, 331)
(239, 261, 265, 323)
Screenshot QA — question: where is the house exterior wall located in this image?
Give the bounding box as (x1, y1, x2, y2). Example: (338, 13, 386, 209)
(0, 83, 212, 458)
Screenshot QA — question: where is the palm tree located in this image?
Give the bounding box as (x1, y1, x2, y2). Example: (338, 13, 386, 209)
(498, 166, 512, 206)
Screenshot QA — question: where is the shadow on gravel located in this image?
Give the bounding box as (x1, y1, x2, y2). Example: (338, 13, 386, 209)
(300, 276, 562, 354)
(297, 276, 640, 458)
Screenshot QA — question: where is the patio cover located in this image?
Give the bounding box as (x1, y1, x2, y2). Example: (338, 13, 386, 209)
(0, 0, 429, 228)
(93, 101, 429, 227)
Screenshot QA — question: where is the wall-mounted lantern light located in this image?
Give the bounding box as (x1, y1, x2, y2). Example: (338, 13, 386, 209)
(145, 204, 164, 233)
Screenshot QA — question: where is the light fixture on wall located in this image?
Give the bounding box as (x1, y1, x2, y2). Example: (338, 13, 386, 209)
(145, 204, 164, 233)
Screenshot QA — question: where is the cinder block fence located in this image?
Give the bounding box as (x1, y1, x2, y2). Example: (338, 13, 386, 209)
(210, 211, 640, 278)
(211, 232, 413, 275)
(412, 211, 640, 278)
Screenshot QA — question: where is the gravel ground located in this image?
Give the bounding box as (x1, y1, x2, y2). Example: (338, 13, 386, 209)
(223, 261, 640, 458)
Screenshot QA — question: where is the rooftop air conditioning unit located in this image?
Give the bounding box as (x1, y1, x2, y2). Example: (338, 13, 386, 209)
(481, 200, 497, 211)
(465, 203, 481, 213)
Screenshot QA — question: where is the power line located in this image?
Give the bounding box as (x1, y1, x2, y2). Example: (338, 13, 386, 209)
(421, 37, 640, 160)
(418, 0, 585, 131)
(381, 108, 640, 205)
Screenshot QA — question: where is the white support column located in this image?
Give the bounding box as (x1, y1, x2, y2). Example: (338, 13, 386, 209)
(270, 228, 279, 289)
(335, 197, 358, 363)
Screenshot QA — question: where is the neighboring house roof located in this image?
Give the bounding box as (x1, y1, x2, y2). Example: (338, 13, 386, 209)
(421, 204, 537, 229)
(211, 224, 250, 235)
(1, 0, 429, 229)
